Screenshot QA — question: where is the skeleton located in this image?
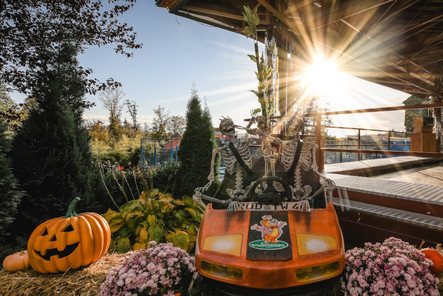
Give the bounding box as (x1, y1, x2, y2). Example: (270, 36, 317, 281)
(193, 117, 253, 208)
(280, 117, 331, 202)
(242, 115, 281, 177)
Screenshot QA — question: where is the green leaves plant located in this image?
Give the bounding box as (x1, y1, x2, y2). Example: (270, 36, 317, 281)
(103, 188, 205, 253)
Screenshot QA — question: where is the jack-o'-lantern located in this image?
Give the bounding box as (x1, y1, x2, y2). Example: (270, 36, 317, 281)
(27, 197, 111, 273)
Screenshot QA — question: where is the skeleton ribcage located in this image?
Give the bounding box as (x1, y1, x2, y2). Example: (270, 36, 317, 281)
(221, 141, 252, 175)
(281, 141, 298, 172)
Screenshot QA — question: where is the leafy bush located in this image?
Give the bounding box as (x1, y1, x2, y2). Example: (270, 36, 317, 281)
(100, 242, 197, 296)
(0, 122, 23, 243)
(98, 161, 181, 211)
(103, 189, 204, 253)
(150, 161, 180, 194)
(98, 166, 146, 211)
(341, 237, 440, 295)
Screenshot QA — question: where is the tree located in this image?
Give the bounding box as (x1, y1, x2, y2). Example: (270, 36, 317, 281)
(1, 0, 141, 95)
(11, 43, 102, 235)
(301, 98, 334, 139)
(0, 122, 24, 243)
(168, 115, 186, 137)
(126, 100, 139, 130)
(151, 105, 169, 138)
(176, 87, 218, 197)
(99, 88, 125, 140)
(0, 85, 37, 133)
(403, 96, 428, 134)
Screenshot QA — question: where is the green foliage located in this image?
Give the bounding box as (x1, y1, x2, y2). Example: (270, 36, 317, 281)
(0, 122, 24, 243)
(243, 6, 260, 39)
(0, 86, 37, 134)
(10, 43, 103, 235)
(97, 161, 180, 213)
(150, 161, 180, 194)
(89, 120, 145, 165)
(0, 235, 28, 266)
(1, 0, 141, 95)
(103, 189, 205, 253)
(176, 87, 219, 197)
(243, 6, 277, 129)
(301, 100, 334, 139)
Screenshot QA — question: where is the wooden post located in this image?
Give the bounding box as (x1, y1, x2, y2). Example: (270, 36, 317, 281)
(316, 112, 324, 172)
(388, 131, 391, 152)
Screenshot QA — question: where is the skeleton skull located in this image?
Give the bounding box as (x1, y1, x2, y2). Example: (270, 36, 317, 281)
(286, 117, 304, 137)
(219, 117, 236, 137)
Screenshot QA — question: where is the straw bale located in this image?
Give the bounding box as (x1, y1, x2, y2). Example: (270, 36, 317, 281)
(0, 253, 128, 296)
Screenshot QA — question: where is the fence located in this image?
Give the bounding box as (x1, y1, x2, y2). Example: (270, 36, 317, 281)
(303, 102, 443, 171)
(140, 137, 180, 169)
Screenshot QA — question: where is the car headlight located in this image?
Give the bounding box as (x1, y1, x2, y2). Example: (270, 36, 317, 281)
(203, 234, 242, 256)
(296, 233, 337, 256)
(200, 260, 243, 280)
(296, 261, 340, 281)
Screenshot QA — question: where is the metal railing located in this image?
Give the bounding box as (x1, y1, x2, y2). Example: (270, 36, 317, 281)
(303, 102, 443, 171)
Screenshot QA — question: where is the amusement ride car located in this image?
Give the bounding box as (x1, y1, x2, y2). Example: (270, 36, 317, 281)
(193, 116, 345, 295)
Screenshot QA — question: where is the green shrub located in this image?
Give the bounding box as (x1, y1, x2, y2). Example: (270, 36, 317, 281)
(150, 161, 180, 194)
(103, 189, 204, 253)
(0, 122, 24, 243)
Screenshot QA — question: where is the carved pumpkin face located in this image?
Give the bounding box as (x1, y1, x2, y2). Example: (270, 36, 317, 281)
(27, 198, 111, 273)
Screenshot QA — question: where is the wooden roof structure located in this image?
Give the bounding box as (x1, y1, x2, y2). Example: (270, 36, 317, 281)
(156, 0, 442, 101)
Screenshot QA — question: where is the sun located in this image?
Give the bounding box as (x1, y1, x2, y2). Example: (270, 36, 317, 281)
(305, 57, 346, 98)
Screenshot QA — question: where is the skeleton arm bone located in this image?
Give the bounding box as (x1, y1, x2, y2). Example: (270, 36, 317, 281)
(208, 146, 224, 181)
(193, 191, 231, 205)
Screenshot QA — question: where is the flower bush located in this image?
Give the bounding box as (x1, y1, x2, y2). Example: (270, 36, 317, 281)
(341, 237, 440, 295)
(101, 242, 197, 296)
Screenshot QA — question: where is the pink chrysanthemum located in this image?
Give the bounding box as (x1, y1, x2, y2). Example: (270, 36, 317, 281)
(101, 242, 197, 296)
(341, 237, 439, 295)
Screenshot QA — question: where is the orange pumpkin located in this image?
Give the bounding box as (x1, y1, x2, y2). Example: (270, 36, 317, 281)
(27, 197, 111, 273)
(2, 250, 30, 271)
(421, 248, 443, 274)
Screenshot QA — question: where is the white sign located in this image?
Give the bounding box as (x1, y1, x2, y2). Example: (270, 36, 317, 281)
(237, 202, 309, 211)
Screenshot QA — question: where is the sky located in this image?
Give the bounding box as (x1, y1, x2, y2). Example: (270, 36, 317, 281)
(13, 1, 411, 137)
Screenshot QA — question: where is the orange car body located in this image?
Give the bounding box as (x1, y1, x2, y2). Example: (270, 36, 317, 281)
(195, 202, 345, 290)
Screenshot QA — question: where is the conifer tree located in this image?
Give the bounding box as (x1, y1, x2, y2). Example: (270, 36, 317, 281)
(176, 87, 218, 197)
(0, 122, 23, 243)
(11, 43, 102, 234)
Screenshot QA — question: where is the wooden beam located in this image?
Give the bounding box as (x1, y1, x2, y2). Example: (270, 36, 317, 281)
(256, 0, 294, 30)
(303, 103, 443, 116)
(183, 5, 245, 22)
(310, 0, 396, 31)
(182, 2, 269, 25)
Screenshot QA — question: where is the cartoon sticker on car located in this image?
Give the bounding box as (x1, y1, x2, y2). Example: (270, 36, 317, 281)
(249, 215, 288, 250)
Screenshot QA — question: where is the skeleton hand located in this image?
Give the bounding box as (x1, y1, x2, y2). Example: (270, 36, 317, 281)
(193, 191, 202, 202)
(194, 180, 213, 193)
(207, 172, 215, 182)
(292, 200, 311, 212)
(227, 200, 241, 211)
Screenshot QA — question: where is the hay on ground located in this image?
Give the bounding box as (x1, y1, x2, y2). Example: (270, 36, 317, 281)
(0, 253, 128, 296)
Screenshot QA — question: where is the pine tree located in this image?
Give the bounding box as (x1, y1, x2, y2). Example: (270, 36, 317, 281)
(11, 43, 103, 234)
(0, 122, 24, 243)
(176, 88, 218, 197)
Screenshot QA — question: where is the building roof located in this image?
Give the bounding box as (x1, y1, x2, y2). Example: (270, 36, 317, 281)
(156, 0, 443, 100)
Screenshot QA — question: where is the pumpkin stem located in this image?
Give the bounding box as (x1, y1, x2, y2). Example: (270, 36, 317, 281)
(64, 197, 80, 218)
